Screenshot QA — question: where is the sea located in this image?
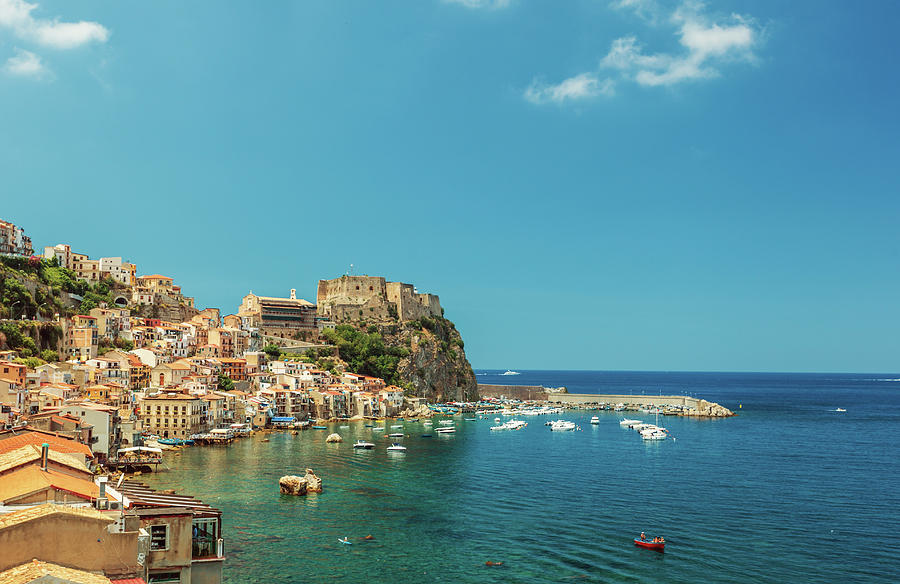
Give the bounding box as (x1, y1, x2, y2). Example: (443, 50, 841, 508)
(141, 370, 900, 583)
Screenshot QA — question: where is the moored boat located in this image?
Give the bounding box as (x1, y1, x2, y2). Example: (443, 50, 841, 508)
(353, 440, 375, 449)
(590, 416, 600, 424)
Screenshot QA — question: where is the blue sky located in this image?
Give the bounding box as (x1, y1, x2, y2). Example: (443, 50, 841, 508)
(1, 0, 898, 373)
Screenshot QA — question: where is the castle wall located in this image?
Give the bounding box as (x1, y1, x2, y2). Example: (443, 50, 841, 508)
(318, 276, 441, 323)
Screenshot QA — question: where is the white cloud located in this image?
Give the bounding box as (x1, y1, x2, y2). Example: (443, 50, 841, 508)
(3, 47, 45, 77)
(0, 0, 109, 49)
(524, 73, 615, 105)
(525, 1, 762, 105)
(444, 0, 511, 8)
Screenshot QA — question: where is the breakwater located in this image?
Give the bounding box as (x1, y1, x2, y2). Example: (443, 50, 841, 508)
(477, 384, 550, 400)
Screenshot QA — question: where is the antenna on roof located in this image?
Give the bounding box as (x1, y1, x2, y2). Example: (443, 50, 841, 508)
(347, 263, 354, 276)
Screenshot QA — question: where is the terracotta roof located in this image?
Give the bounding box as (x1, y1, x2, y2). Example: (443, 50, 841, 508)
(0, 503, 111, 532)
(0, 432, 93, 458)
(118, 481, 219, 513)
(0, 560, 112, 584)
(110, 579, 147, 584)
(138, 274, 173, 280)
(0, 444, 89, 474)
(0, 465, 100, 504)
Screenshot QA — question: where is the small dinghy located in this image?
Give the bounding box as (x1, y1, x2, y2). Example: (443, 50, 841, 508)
(634, 538, 665, 551)
(387, 443, 407, 451)
(338, 537, 352, 545)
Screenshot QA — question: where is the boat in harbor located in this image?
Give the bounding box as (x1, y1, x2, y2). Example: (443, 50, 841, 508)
(835, 408, 847, 412)
(312, 426, 327, 430)
(590, 416, 600, 424)
(439, 420, 454, 425)
(501, 370, 520, 376)
(353, 440, 375, 449)
(436, 427, 456, 434)
(491, 420, 527, 431)
(634, 538, 665, 551)
(387, 444, 407, 452)
(549, 420, 577, 431)
(388, 433, 404, 438)
(620, 418, 642, 427)
(372, 427, 385, 432)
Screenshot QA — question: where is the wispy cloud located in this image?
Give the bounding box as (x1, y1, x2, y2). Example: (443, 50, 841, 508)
(525, 73, 615, 105)
(0, 0, 108, 81)
(0, 0, 109, 48)
(2, 46, 46, 77)
(443, 0, 512, 9)
(526, 1, 763, 105)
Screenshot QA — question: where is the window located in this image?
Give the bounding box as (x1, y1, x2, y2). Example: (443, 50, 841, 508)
(192, 518, 218, 558)
(149, 524, 169, 551)
(148, 571, 181, 583)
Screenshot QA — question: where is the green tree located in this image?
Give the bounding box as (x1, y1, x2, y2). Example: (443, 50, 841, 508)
(217, 374, 235, 391)
(263, 343, 281, 359)
(41, 349, 59, 362)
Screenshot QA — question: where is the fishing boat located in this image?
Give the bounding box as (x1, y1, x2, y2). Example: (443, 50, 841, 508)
(436, 427, 456, 434)
(590, 416, 600, 424)
(353, 440, 375, 449)
(388, 433, 404, 438)
(634, 538, 665, 551)
(387, 444, 407, 452)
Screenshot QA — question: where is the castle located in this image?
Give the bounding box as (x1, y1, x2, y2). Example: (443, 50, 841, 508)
(316, 275, 442, 324)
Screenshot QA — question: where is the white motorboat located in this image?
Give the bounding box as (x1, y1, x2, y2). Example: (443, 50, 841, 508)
(501, 370, 520, 376)
(641, 429, 667, 440)
(549, 420, 577, 431)
(388, 433, 404, 438)
(834, 408, 847, 412)
(372, 427, 385, 432)
(490, 420, 527, 431)
(353, 440, 375, 449)
(590, 416, 600, 424)
(620, 418, 642, 427)
(387, 443, 407, 451)
(439, 420, 454, 425)
(391, 425, 403, 429)
(436, 427, 456, 433)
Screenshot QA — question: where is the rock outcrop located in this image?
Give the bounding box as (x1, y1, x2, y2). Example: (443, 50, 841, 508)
(325, 433, 343, 443)
(303, 468, 322, 493)
(386, 317, 477, 403)
(398, 403, 434, 419)
(279, 475, 307, 496)
(684, 400, 735, 417)
(279, 468, 323, 495)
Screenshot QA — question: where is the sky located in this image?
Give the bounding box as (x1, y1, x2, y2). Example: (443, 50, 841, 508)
(1, 0, 899, 373)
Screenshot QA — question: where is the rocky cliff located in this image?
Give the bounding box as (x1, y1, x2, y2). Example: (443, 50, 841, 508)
(385, 316, 478, 403)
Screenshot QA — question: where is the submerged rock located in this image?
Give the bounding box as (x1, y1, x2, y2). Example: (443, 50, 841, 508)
(325, 433, 343, 443)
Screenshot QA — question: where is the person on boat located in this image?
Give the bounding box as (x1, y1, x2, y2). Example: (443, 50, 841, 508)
(640, 532, 646, 541)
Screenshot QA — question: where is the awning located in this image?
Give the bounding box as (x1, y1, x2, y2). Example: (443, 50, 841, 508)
(271, 417, 295, 423)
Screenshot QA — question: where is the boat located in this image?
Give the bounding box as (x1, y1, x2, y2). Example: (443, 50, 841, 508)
(464, 418, 477, 421)
(501, 370, 520, 376)
(490, 420, 527, 431)
(549, 420, 576, 431)
(312, 426, 327, 430)
(439, 420, 454, 425)
(340, 425, 349, 428)
(387, 444, 407, 451)
(388, 433, 404, 438)
(391, 425, 403, 429)
(339, 537, 352, 545)
(352, 440, 375, 449)
(641, 429, 667, 440)
(835, 408, 847, 412)
(620, 418, 642, 427)
(421, 434, 432, 438)
(157, 438, 179, 445)
(436, 427, 456, 433)
(634, 538, 664, 551)
(590, 416, 600, 424)
(372, 427, 385, 432)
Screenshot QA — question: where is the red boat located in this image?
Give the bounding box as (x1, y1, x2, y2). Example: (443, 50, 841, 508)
(634, 538, 665, 551)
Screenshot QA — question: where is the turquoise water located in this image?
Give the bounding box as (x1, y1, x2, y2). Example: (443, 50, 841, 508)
(142, 371, 900, 583)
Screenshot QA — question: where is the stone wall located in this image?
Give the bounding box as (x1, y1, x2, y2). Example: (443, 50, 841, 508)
(317, 275, 442, 324)
(477, 384, 549, 401)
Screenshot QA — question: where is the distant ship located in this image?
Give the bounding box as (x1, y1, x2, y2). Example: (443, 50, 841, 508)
(501, 370, 521, 376)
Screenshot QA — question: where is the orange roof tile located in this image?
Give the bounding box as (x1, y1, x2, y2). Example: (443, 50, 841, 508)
(0, 432, 93, 458)
(0, 465, 100, 504)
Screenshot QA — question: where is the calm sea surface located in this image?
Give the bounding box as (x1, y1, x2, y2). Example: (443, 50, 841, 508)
(142, 371, 900, 583)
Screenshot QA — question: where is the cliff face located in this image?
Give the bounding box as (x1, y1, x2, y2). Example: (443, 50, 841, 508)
(381, 316, 478, 403)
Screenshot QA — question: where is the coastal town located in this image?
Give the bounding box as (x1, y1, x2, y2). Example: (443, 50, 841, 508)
(0, 217, 734, 584)
(0, 217, 465, 584)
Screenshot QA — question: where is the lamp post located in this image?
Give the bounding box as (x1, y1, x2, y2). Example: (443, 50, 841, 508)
(9, 300, 23, 320)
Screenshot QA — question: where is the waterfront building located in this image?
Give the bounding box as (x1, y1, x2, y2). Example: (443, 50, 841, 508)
(139, 392, 204, 440)
(115, 480, 225, 584)
(57, 402, 121, 462)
